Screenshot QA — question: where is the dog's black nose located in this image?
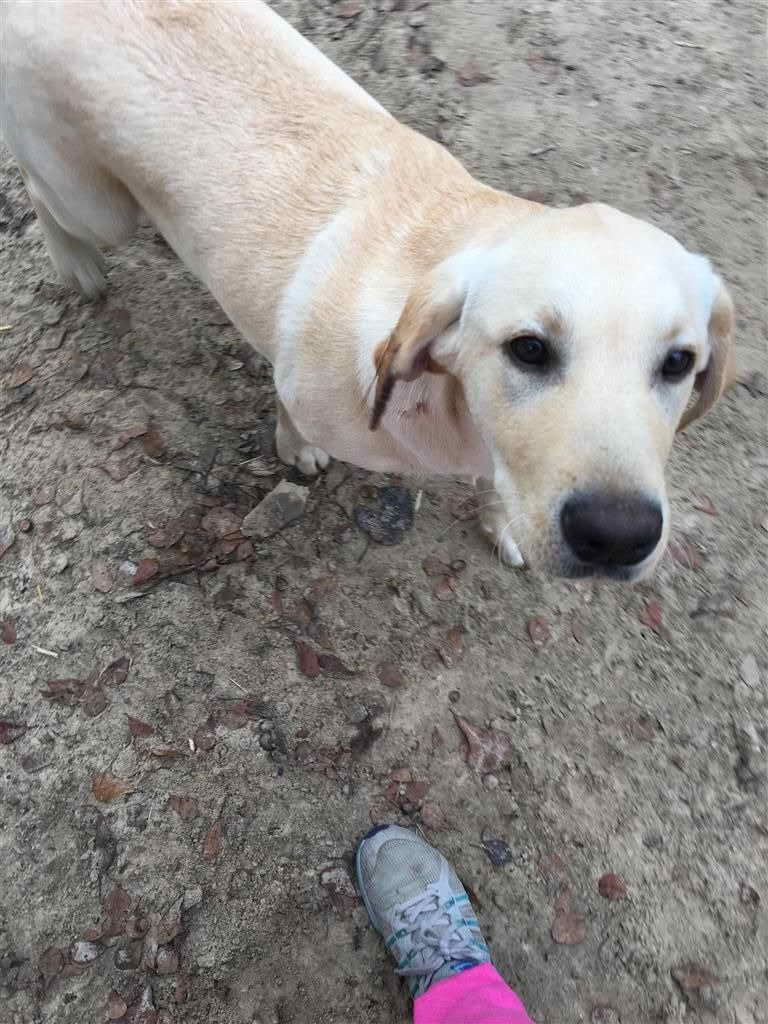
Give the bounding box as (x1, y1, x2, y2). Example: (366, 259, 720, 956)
(561, 492, 663, 567)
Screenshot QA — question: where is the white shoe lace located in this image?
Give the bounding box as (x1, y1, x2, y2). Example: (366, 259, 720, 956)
(392, 884, 480, 978)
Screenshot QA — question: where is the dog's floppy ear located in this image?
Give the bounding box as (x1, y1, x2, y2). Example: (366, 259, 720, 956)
(370, 255, 471, 430)
(678, 277, 736, 431)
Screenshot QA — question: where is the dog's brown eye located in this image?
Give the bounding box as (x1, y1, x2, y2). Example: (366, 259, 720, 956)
(507, 336, 550, 368)
(661, 349, 694, 380)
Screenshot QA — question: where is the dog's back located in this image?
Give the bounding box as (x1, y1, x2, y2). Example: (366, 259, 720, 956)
(1, 0, 393, 301)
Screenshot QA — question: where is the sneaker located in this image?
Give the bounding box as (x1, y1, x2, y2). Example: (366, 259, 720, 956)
(355, 824, 491, 999)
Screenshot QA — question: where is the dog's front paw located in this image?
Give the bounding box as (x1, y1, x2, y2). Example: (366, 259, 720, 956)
(277, 436, 330, 476)
(481, 519, 525, 566)
(478, 494, 526, 568)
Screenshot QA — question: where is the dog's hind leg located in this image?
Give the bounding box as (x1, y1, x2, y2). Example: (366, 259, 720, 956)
(20, 167, 140, 299)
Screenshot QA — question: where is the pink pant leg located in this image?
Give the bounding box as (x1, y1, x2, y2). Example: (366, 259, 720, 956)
(413, 963, 535, 1024)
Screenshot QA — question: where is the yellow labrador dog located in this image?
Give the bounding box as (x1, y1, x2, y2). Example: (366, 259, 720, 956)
(1, 1, 735, 579)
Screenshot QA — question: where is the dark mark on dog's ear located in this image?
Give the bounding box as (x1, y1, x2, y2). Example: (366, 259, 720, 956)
(370, 369, 396, 430)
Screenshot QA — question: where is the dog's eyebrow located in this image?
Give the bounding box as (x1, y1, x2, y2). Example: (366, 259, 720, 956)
(539, 308, 567, 336)
(662, 322, 686, 343)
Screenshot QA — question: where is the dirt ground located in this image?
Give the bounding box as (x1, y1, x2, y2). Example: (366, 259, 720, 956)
(1, 2, 767, 1023)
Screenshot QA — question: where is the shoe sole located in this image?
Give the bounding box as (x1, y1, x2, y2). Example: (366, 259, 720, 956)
(354, 823, 393, 936)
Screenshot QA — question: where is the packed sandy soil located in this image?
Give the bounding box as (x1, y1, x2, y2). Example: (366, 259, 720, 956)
(1, 2, 766, 1023)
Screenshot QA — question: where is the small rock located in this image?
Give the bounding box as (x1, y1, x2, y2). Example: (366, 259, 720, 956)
(93, 560, 116, 593)
(183, 886, 203, 910)
(484, 773, 500, 791)
(51, 552, 69, 575)
(71, 940, 101, 964)
(42, 303, 64, 326)
(740, 654, 761, 689)
(17, 518, 32, 533)
(448, 690, 461, 703)
(354, 486, 414, 544)
(40, 326, 68, 351)
(482, 838, 512, 865)
(241, 480, 309, 538)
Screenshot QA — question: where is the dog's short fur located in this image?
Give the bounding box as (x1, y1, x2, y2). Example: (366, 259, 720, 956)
(1, 0, 735, 578)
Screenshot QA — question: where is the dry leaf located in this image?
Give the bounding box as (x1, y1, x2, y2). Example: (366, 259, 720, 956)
(132, 559, 159, 586)
(597, 873, 627, 900)
(453, 714, 514, 774)
(127, 716, 155, 737)
(295, 640, 321, 678)
(638, 601, 664, 635)
(0, 721, 26, 745)
(527, 616, 550, 646)
(378, 661, 404, 688)
(201, 506, 242, 538)
(433, 576, 456, 601)
(1, 620, 16, 645)
(671, 963, 720, 991)
(336, 0, 363, 16)
(141, 427, 166, 459)
(456, 60, 494, 86)
(41, 678, 85, 705)
(39, 946, 64, 980)
(168, 794, 199, 821)
(692, 494, 717, 516)
(317, 652, 356, 677)
(147, 518, 186, 549)
(422, 556, 451, 576)
(81, 688, 108, 718)
(108, 990, 128, 1020)
(111, 424, 148, 450)
(202, 820, 222, 860)
(5, 365, 34, 389)
(551, 908, 587, 945)
(420, 801, 449, 830)
(668, 536, 704, 569)
(102, 655, 131, 685)
(103, 885, 131, 937)
(92, 774, 134, 803)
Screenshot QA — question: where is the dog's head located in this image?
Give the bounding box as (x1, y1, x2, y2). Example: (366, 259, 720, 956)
(372, 203, 735, 579)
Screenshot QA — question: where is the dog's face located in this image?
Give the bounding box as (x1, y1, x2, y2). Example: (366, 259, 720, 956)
(373, 204, 735, 579)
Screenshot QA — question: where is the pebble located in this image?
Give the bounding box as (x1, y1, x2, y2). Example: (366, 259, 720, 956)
(740, 654, 761, 689)
(183, 886, 203, 910)
(354, 486, 414, 545)
(51, 553, 69, 575)
(484, 773, 500, 790)
(70, 940, 101, 964)
(241, 480, 309, 539)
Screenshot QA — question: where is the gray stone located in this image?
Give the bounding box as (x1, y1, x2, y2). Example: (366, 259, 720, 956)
(241, 480, 309, 539)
